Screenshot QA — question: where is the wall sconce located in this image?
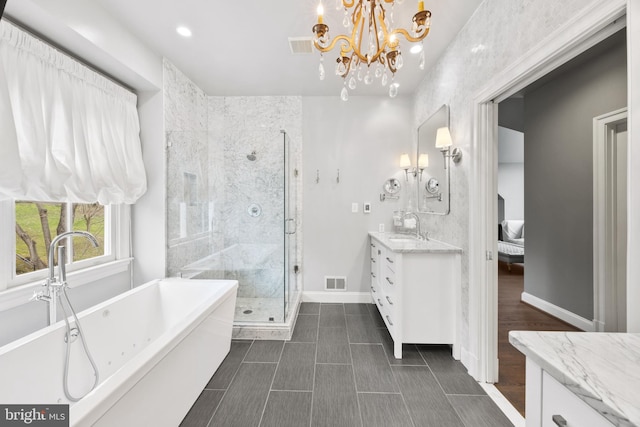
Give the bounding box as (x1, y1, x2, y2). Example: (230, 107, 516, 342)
(400, 153, 429, 181)
(435, 127, 462, 169)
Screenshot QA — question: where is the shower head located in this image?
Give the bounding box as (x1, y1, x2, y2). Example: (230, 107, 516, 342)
(247, 151, 257, 161)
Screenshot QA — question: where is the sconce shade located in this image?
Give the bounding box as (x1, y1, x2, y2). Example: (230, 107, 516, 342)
(435, 127, 453, 149)
(418, 153, 429, 169)
(400, 153, 411, 169)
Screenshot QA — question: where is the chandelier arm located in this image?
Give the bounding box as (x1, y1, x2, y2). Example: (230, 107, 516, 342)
(313, 35, 355, 54)
(343, 0, 355, 9)
(371, 2, 382, 60)
(389, 27, 431, 44)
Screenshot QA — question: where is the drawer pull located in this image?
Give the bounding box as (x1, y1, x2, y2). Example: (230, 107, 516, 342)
(371, 286, 376, 293)
(371, 243, 376, 248)
(371, 272, 376, 278)
(378, 249, 381, 255)
(386, 257, 394, 264)
(552, 415, 567, 426)
(371, 258, 376, 263)
(385, 315, 394, 326)
(386, 277, 394, 285)
(377, 298, 383, 307)
(386, 296, 393, 305)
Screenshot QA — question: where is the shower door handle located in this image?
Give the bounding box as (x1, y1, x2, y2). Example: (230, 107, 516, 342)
(285, 218, 297, 234)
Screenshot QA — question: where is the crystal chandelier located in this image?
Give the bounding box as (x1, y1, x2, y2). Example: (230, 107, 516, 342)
(312, 0, 431, 100)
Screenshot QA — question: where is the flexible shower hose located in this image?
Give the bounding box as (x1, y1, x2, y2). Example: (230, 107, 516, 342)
(58, 287, 100, 402)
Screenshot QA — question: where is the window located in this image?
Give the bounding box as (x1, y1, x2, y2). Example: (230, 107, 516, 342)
(0, 200, 129, 291)
(15, 201, 109, 276)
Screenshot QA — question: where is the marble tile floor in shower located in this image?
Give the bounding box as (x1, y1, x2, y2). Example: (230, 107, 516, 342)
(234, 297, 284, 323)
(181, 302, 514, 427)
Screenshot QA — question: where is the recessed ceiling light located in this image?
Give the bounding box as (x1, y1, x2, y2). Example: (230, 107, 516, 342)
(176, 26, 192, 37)
(410, 44, 423, 54)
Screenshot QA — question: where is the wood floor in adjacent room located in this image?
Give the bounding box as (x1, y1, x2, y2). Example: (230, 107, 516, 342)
(496, 262, 581, 416)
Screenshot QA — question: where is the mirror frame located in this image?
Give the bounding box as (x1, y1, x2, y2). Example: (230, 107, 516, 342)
(416, 104, 450, 215)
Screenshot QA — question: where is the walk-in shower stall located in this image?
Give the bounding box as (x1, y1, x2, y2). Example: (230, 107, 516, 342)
(166, 125, 301, 338)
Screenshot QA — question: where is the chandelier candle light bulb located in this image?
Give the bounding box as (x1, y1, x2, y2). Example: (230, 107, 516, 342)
(312, 0, 432, 100)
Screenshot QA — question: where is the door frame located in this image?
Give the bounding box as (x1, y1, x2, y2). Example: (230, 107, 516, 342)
(593, 108, 628, 332)
(469, 0, 627, 382)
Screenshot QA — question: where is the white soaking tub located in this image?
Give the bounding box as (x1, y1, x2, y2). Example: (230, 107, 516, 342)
(0, 278, 238, 426)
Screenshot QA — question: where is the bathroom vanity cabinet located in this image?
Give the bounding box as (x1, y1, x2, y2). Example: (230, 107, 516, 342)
(369, 232, 461, 359)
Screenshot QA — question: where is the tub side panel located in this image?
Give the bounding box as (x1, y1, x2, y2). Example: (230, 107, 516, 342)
(84, 290, 236, 427)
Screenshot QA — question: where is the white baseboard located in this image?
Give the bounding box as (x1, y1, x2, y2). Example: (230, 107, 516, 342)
(302, 291, 371, 304)
(521, 292, 595, 331)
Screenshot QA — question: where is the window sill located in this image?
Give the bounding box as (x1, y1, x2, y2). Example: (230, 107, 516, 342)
(0, 258, 132, 312)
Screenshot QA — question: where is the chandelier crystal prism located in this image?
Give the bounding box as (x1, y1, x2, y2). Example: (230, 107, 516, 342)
(312, 0, 431, 100)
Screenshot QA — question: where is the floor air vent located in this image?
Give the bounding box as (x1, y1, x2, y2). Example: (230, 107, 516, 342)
(325, 276, 347, 291)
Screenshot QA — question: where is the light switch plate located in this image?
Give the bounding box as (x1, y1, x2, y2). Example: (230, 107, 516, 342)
(351, 202, 358, 213)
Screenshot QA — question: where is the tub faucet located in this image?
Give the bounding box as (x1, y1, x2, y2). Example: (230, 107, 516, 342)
(403, 212, 424, 240)
(31, 231, 99, 325)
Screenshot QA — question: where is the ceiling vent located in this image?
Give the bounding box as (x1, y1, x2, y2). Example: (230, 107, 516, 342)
(288, 37, 314, 55)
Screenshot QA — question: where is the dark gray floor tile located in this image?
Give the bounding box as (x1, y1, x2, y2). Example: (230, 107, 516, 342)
(206, 340, 252, 389)
(319, 312, 347, 328)
(317, 327, 351, 364)
(260, 391, 312, 427)
(298, 302, 321, 314)
(358, 393, 413, 427)
(244, 340, 284, 363)
(418, 345, 466, 373)
(344, 303, 372, 315)
(312, 364, 362, 427)
(379, 329, 426, 366)
(210, 363, 276, 427)
(448, 395, 514, 427)
(351, 344, 398, 393)
(291, 314, 319, 342)
(419, 345, 486, 395)
(346, 315, 382, 343)
(367, 304, 387, 328)
(320, 303, 345, 314)
(392, 366, 465, 427)
(272, 342, 316, 391)
(180, 389, 225, 427)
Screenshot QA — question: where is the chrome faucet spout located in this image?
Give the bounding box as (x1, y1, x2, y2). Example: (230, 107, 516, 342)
(403, 212, 422, 240)
(38, 230, 99, 326)
(48, 231, 99, 283)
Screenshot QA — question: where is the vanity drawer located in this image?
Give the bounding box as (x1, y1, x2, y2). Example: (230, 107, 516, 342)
(384, 251, 397, 272)
(541, 372, 614, 427)
(381, 267, 397, 295)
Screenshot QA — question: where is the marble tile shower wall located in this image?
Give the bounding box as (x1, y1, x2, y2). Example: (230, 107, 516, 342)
(208, 96, 303, 299)
(164, 60, 214, 277)
(410, 0, 603, 356)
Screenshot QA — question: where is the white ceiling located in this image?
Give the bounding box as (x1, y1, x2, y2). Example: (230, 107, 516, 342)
(90, 0, 482, 97)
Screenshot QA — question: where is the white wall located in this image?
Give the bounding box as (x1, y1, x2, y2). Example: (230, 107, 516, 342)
(302, 96, 412, 298)
(498, 126, 524, 220)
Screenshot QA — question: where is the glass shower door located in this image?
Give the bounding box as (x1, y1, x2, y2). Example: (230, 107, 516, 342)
(283, 131, 298, 321)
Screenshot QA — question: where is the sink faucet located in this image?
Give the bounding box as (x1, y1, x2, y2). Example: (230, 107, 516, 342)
(31, 231, 99, 326)
(403, 212, 424, 240)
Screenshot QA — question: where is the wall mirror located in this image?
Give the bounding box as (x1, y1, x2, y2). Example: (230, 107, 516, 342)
(416, 104, 450, 214)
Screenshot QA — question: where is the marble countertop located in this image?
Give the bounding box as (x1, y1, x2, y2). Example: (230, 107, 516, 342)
(369, 232, 462, 254)
(509, 331, 640, 426)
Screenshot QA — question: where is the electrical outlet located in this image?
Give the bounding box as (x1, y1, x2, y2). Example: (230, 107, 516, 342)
(351, 202, 358, 213)
(379, 223, 385, 232)
(363, 202, 371, 213)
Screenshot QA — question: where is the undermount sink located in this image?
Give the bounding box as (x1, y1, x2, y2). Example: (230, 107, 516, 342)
(388, 236, 418, 243)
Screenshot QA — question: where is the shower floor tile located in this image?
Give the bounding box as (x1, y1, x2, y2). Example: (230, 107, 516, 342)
(234, 297, 284, 323)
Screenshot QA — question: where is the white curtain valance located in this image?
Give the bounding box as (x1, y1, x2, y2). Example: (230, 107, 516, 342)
(0, 20, 147, 204)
